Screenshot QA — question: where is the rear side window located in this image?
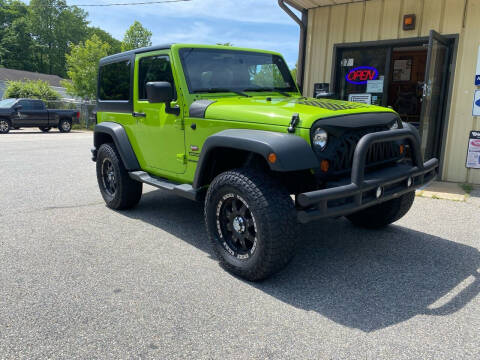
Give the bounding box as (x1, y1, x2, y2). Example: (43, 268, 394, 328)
(32, 101, 44, 110)
(99, 60, 131, 101)
(138, 55, 175, 100)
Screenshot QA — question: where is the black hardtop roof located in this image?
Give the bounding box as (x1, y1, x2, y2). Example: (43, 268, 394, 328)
(99, 43, 173, 64)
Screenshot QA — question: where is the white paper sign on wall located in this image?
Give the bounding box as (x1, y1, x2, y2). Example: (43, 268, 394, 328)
(473, 90, 480, 116)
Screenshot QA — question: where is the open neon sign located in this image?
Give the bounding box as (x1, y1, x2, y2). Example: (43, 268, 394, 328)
(346, 66, 378, 85)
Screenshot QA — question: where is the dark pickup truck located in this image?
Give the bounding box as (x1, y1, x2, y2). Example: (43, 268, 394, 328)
(0, 98, 79, 134)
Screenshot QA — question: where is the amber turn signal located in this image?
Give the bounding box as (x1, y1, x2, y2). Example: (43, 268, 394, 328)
(399, 144, 405, 154)
(320, 159, 329, 172)
(268, 153, 277, 164)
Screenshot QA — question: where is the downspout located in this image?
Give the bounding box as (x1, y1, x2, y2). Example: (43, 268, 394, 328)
(278, 0, 307, 94)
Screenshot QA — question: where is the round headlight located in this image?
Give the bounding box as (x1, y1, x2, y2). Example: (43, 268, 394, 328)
(390, 121, 399, 130)
(313, 128, 328, 151)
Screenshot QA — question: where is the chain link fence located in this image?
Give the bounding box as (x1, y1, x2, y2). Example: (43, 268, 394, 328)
(46, 100, 97, 129)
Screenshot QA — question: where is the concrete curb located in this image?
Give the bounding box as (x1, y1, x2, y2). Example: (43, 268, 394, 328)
(415, 181, 468, 202)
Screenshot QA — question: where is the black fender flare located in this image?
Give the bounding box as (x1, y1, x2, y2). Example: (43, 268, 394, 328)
(193, 129, 319, 188)
(93, 122, 140, 170)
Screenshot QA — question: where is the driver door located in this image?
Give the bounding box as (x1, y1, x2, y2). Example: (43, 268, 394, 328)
(133, 51, 186, 174)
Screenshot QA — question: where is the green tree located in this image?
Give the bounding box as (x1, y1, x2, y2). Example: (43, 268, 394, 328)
(121, 21, 152, 52)
(4, 79, 60, 100)
(0, 1, 36, 72)
(290, 63, 298, 84)
(62, 34, 110, 100)
(87, 27, 122, 54)
(251, 64, 285, 88)
(29, 0, 88, 76)
(216, 42, 234, 46)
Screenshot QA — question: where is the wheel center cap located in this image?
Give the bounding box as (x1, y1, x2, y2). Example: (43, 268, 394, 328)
(233, 216, 245, 233)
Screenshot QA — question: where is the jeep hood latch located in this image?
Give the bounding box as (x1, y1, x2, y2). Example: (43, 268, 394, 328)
(288, 113, 300, 133)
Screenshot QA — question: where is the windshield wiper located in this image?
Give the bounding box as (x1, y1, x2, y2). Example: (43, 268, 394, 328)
(192, 88, 250, 97)
(244, 88, 292, 97)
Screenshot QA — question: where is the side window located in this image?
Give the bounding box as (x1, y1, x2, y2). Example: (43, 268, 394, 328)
(32, 101, 44, 110)
(99, 60, 131, 101)
(138, 55, 175, 100)
(18, 100, 33, 110)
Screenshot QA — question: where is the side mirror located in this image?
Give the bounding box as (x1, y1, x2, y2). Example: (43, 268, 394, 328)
(14, 104, 23, 111)
(146, 81, 174, 103)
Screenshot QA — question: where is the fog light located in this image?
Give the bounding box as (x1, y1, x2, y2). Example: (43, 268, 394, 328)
(376, 186, 383, 199)
(407, 177, 413, 187)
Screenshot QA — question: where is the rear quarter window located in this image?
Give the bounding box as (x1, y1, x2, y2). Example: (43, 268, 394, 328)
(99, 60, 131, 101)
(32, 101, 44, 110)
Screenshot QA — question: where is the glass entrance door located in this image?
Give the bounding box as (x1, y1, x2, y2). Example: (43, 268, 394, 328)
(419, 30, 450, 160)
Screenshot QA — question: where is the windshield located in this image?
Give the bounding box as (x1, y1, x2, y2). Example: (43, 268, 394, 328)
(0, 99, 17, 108)
(179, 48, 297, 94)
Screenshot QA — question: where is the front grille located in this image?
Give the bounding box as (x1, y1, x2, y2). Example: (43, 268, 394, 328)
(328, 127, 401, 175)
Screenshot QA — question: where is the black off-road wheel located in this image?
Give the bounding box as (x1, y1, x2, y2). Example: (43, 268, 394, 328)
(205, 169, 297, 281)
(0, 119, 11, 134)
(346, 191, 415, 229)
(96, 143, 142, 210)
(39, 127, 51, 132)
(58, 119, 72, 133)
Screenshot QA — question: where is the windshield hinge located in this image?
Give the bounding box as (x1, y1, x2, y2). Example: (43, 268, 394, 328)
(288, 113, 300, 133)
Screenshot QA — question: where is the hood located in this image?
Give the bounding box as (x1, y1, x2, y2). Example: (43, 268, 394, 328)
(192, 96, 398, 129)
(0, 108, 14, 116)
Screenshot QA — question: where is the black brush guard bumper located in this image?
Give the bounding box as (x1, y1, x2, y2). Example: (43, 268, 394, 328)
(297, 128, 438, 224)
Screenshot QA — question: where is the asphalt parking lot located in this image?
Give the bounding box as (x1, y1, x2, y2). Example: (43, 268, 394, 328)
(1, 129, 480, 359)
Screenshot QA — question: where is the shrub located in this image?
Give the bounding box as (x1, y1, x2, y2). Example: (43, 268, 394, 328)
(3, 79, 61, 100)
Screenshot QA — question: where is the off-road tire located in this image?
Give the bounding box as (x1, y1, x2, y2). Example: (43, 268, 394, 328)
(58, 119, 72, 133)
(39, 127, 51, 132)
(204, 169, 297, 281)
(0, 119, 11, 134)
(96, 143, 142, 210)
(346, 191, 415, 229)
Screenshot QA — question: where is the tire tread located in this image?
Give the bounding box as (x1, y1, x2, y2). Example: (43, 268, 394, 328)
(205, 169, 297, 281)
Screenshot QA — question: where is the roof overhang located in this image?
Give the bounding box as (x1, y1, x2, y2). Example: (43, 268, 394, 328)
(284, 0, 368, 11)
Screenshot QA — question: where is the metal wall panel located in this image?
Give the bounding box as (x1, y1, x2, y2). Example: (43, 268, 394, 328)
(302, 0, 480, 183)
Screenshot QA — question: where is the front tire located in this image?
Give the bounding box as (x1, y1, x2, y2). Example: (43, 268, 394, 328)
(96, 143, 142, 210)
(205, 169, 297, 281)
(346, 191, 415, 229)
(58, 119, 72, 133)
(0, 119, 10, 134)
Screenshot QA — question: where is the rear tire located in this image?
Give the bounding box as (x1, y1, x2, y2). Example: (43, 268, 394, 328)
(204, 168, 297, 281)
(96, 143, 142, 210)
(58, 119, 71, 133)
(39, 127, 51, 132)
(0, 119, 10, 134)
(346, 191, 415, 229)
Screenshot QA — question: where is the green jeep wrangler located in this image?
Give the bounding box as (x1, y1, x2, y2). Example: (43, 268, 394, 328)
(92, 44, 438, 281)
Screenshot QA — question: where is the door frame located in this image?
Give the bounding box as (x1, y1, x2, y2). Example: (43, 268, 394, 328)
(330, 34, 459, 178)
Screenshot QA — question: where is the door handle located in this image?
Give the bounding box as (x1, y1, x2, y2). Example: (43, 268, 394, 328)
(133, 112, 146, 118)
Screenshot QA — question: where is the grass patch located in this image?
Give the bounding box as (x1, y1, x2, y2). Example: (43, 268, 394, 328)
(460, 183, 473, 194)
